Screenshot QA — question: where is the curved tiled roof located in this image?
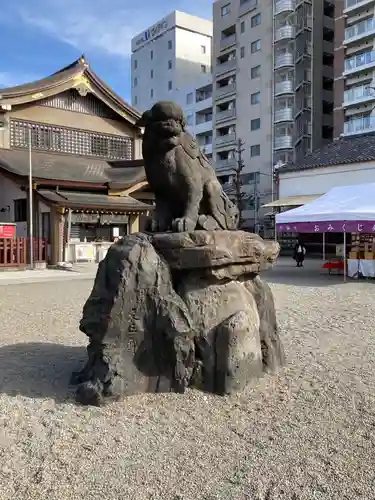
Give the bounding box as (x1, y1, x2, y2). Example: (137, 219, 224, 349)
(0, 149, 146, 186)
(278, 133, 375, 173)
(37, 189, 153, 213)
(0, 55, 140, 124)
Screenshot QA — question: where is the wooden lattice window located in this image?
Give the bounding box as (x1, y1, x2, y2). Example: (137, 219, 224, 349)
(10, 120, 133, 160)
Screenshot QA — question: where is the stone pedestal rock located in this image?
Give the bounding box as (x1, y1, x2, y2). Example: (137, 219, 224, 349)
(72, 231, 284, 405)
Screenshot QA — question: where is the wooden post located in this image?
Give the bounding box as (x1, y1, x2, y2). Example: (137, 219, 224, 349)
(128, 214, 139, 234)
(49, 206, 64, 265)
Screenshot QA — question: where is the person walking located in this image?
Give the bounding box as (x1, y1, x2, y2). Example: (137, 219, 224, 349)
(293, 239, 306, 267)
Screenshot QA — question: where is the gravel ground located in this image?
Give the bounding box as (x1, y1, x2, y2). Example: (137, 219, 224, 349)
(0, 261, 374, 500)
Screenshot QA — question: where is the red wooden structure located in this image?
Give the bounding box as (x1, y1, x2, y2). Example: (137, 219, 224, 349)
(0, 238, 47, 267)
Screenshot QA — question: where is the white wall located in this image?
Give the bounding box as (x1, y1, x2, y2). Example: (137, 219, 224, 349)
(0, 173, 50, 238)
(0, 175, 27, 237)
(279, 161, 375, 198)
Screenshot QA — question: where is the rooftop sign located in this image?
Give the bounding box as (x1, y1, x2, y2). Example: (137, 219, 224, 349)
(134, 19, 169, 48)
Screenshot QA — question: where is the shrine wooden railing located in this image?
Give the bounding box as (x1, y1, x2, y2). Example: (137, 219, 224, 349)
(0, 238, 48, 267)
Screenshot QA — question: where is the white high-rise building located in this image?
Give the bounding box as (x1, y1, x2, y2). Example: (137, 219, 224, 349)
(131, 11, 213, 112)
(175, 74, 213, 160)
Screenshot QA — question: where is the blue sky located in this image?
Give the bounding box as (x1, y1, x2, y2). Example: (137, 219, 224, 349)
(0, 0, 212, 101)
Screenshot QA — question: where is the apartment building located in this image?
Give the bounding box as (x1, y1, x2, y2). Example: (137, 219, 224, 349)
(175, 75, 213, 160)
(212, 0, 334, 228)
(131, 11, 212, 112)
(334, 0, 375, 137)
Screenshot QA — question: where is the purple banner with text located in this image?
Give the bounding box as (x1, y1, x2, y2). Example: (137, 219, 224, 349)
(276, 221, 375, 233)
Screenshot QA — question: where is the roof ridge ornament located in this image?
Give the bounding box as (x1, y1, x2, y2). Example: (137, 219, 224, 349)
(79, 54, 89, 68)
(72, 74, 91, 96)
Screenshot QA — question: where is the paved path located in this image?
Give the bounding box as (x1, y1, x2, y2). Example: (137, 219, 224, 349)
(0, 257, 342, 287)
(0, 263, 98, 285)
(0, 265, 373, 499)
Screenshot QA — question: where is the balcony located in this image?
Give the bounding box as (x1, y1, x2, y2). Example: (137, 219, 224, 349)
(344, 50, 375, 76)
(199, 143, 212, 155)
(274, 0, 295, 15)
(274, 108, 293, 122)
(216, 158, 237, 170)
(216, 83, 236, 99)
(274, 53, 294, 69)
(343, 85, 375, 106)
(344, 0, 374, 14)
(215, 58, 236, 76)
(195, 120, 212, 135)
(274, 26, 295, 42)
(220, 34, 236, 50)
(275, 80, 293, 95)
(239, 0, 258, 16)
(216, 107, 236, 122)
(345, 18, 375, 44)
(343, 116, 375, 135)
(195, 95, 212, 112)
(274, 135, 293, 149)
(216, 133, 236, 146)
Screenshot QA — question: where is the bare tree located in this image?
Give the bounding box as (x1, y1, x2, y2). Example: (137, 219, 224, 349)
(222, 138, 250, 227)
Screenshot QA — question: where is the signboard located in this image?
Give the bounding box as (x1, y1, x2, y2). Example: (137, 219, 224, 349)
(71, 213, 99, 224)
(134, 19, 168, 47)
(0, 223, 16, 239)
(100, 214, 129, 224)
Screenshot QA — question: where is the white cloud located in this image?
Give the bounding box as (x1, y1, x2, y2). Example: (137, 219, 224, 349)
(15, 0, 213, 58)
(0, 71, 38, 89)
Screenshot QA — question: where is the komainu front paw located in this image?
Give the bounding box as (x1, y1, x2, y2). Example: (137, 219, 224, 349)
(171, 217, 196, 232)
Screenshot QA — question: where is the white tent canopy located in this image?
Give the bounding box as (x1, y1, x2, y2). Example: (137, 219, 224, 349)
(276, 182, 375, 224)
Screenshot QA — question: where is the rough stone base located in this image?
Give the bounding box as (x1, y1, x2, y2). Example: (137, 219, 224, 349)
(72, 230, 284, 405)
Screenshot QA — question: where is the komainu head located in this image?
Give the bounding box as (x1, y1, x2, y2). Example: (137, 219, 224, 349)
(137, 101, 187, 138)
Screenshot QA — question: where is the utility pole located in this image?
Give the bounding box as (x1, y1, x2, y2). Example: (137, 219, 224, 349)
(230, 138, 246, 227)
(28, 125, 34, 269)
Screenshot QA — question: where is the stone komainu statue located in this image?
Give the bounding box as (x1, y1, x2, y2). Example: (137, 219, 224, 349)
(137, 101, 239, 232)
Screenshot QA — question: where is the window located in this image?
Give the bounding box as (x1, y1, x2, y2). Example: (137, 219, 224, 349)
(251, 13, 261, 27)
(201, 64, 207, 73)
(251, 144, 260, 157)
(168, 40, 172, 50)
(251, 91, 260, 104)
(150, 89, 154, 98)
(251, 65, 261, 79)
(221, 3, 230, 16)
(150, 50, 153, 60)
(133, 77, 138, 87)
(168, 81, 172, 91)
(240, 21, 245, 33)
(251, 118, 261, 130)
(186, 113, 194, 126)
(168, 60, 172, 70)
(201, 45, 206, 54)
(134, 96, 138, 105)
(186, 92, 193, 104)
(134, 59, 138, 69)
(150, 69, 154, 78)
(240, 46, 245, 58)
(251, 39, 261, 53)
(10, 120, 133, 160)
(14, 199, 27, 222)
